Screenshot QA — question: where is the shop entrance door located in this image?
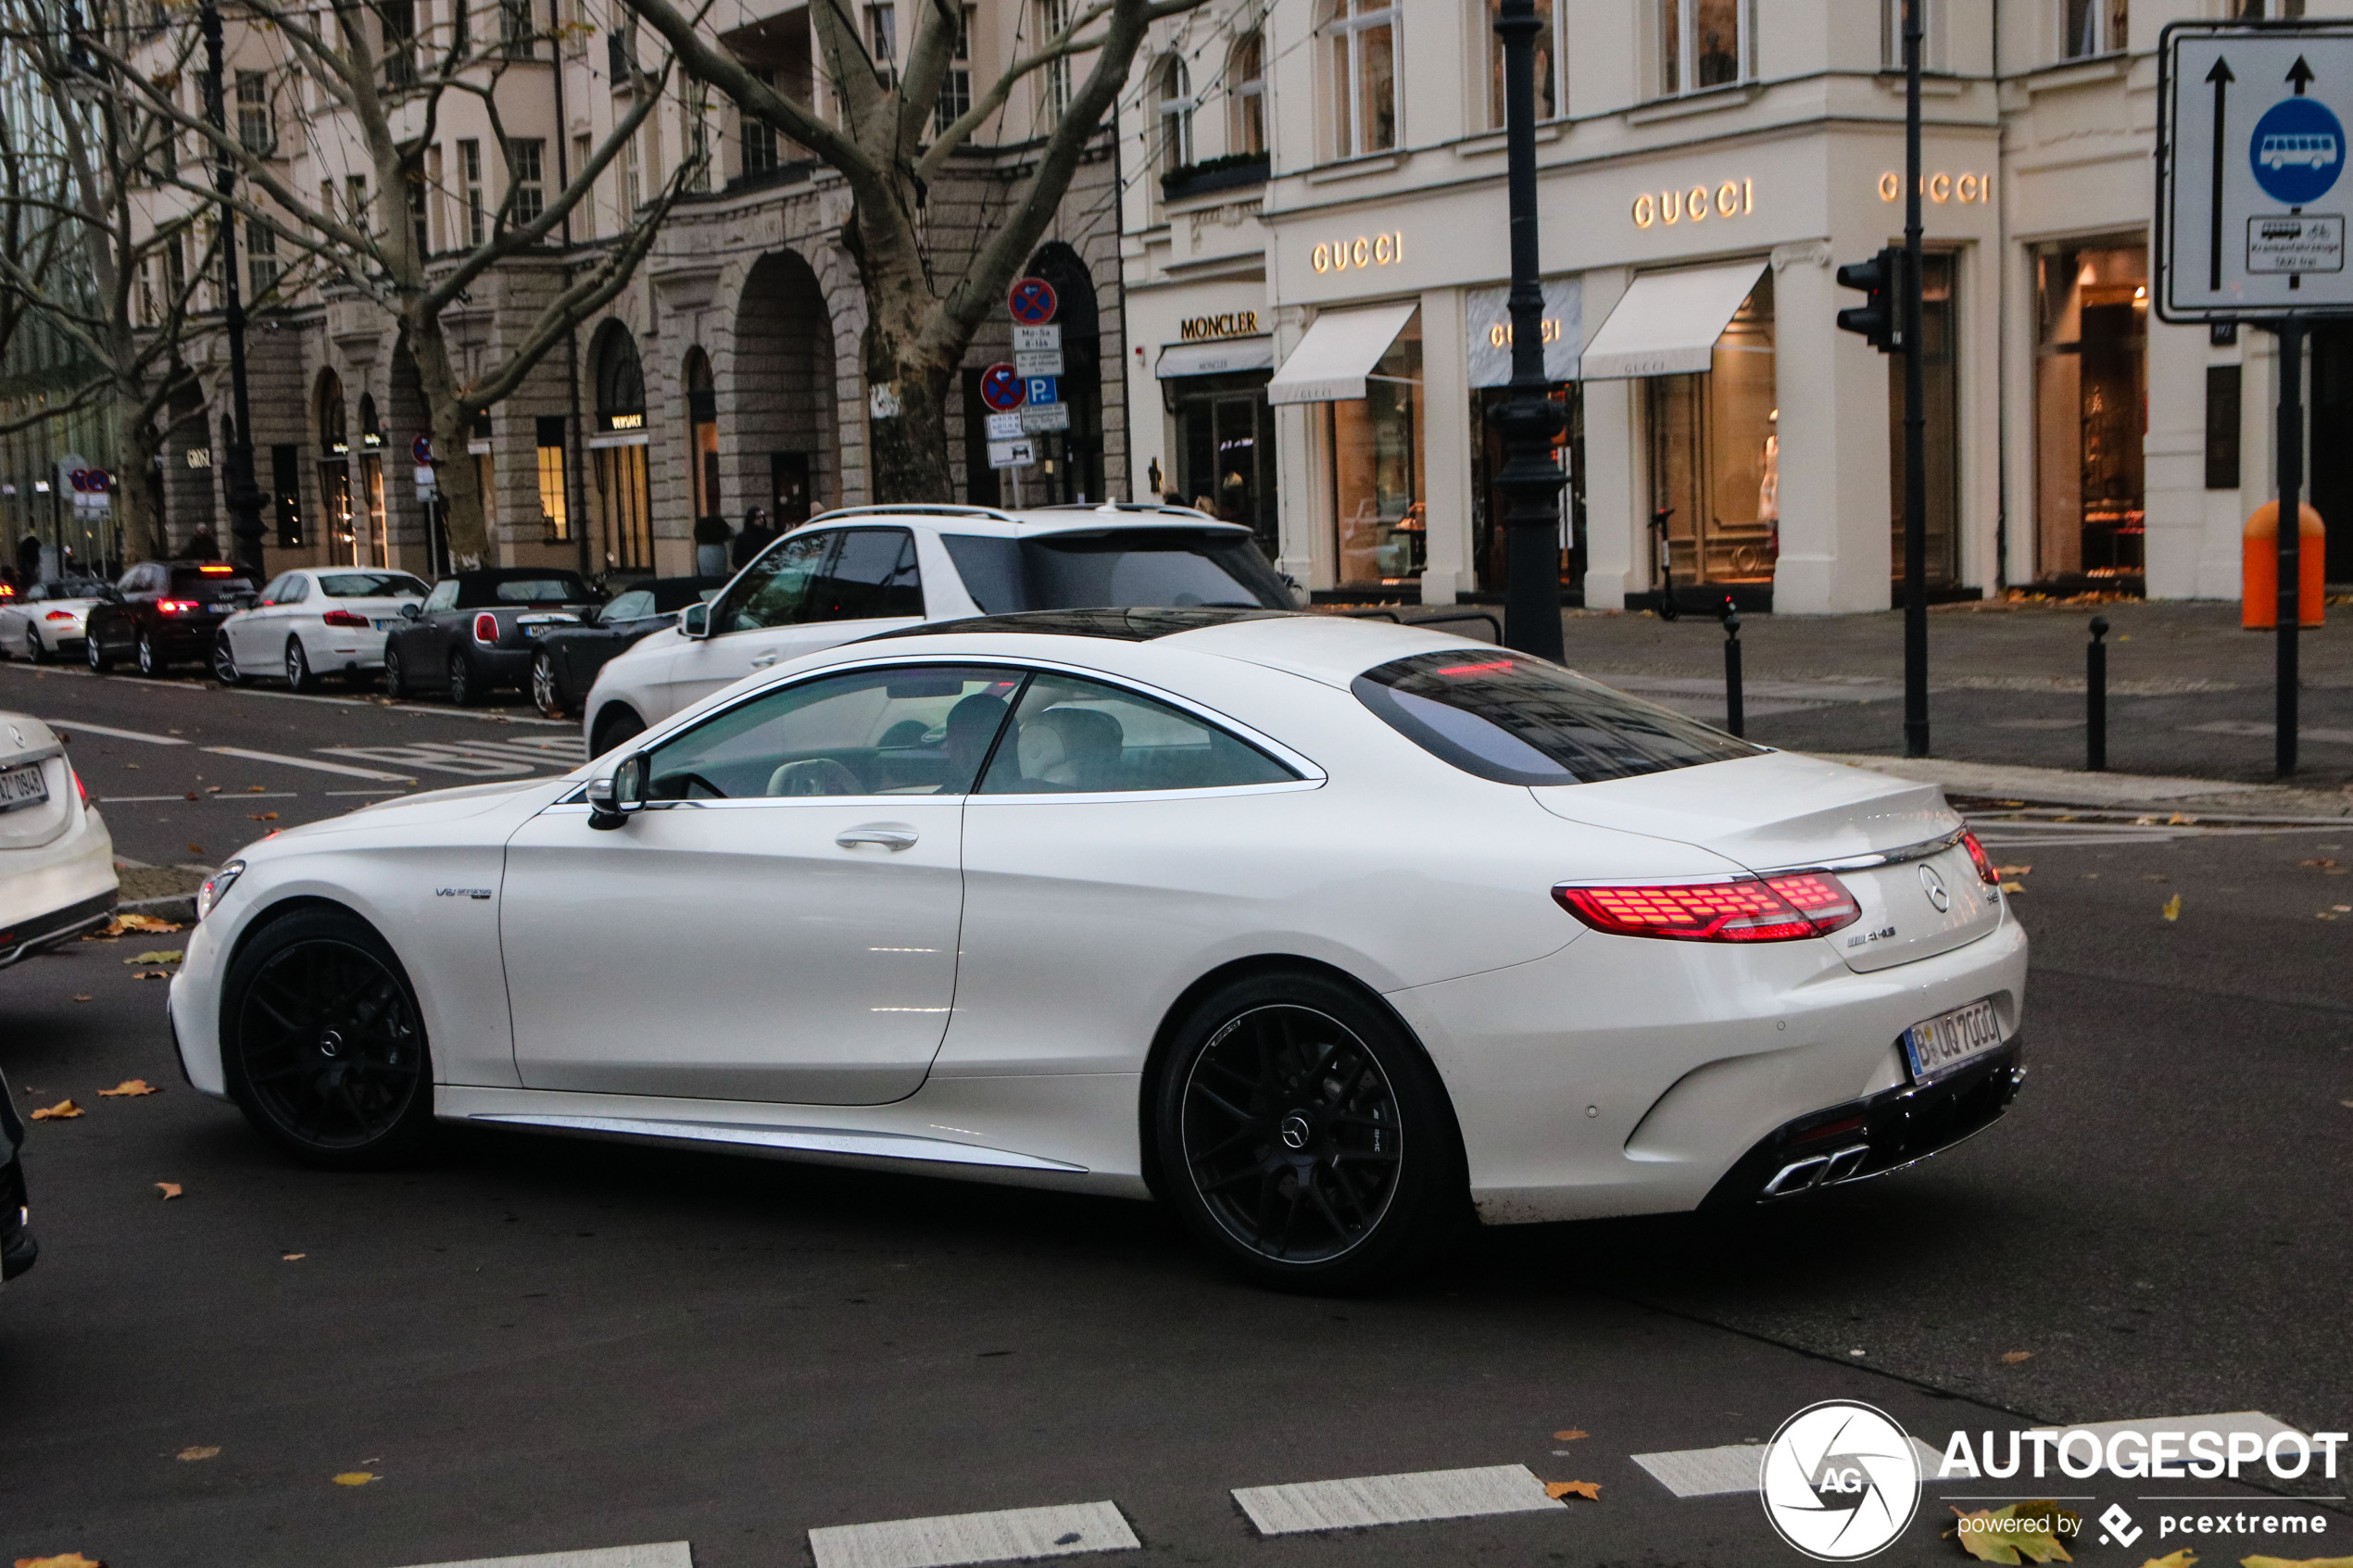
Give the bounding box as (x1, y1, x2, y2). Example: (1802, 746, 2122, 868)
(2309, 324, 2353, 584)
(2032, 238, 2146, 589)
(1174, 375, 1277, 558)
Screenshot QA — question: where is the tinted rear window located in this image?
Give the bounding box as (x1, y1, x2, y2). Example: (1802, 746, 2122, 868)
(457, 575, 590, 607)
(1353, 651, 1761, 785)
(943, 529, 1290, 614)
(319, 571, 428, 598)
(167, 568, 255, 602)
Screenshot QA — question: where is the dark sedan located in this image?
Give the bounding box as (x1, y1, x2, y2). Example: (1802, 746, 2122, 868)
(383, 568, 599, 705)
(2, 1064, 34, 1285)
(528, 575, 723, 719)
(85, 561, 257, 676)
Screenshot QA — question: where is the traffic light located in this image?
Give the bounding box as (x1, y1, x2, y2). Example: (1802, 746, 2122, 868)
(1835, 247, 1905, 353)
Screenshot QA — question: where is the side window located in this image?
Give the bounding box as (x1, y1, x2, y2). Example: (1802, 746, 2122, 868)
(423, 579, 459, 613)
(280, 576, 311, 604)
(979, 672, 1299, 795)
(722, 531, 832, 633)
(804, 528, 922, 623)
(258, 575, 292, 603)
(646, 664, 1025, 799)
(603, 589, 654, 622)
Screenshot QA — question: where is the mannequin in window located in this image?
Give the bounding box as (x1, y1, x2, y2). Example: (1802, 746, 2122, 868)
(1757, 408, 1780, 559)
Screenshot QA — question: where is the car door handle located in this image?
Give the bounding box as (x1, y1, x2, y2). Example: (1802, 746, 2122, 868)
(836, 824, 919, 850)
(749, 652, 781, 669)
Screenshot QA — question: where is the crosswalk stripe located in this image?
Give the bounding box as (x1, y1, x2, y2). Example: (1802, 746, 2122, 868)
(1231, 1463, 1564, 1536)
(808, 1500, 1138, 1568)
(1633, 1439, 1945, 1499)
(387, 1544, 692, 1568)
(39, 718, 190, 745)
(200, 745, 414, 781)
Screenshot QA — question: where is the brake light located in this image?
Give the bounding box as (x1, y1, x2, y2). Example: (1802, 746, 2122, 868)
(44, 609, 73, 621)
(321, 609, 369, 628)
(72, 764, 88, 807)
(1961, 829, 1999, 886)
(197, 563, 234, 573)
(472, 611, 499, 644)
(1554, 872, 1862, 944)
(156, 598, 197, 614)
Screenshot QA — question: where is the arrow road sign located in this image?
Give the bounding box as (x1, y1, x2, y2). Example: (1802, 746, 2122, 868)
(978, 363, 1026, 412)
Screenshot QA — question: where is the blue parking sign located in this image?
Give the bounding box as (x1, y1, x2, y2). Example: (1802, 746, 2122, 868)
(1026, 376, 1059, 406)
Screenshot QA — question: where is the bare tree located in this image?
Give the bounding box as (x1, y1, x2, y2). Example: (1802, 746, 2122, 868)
(623, 0, 1204, 501)
(93, 0, 698, 565)
(0, 0, 218, 565)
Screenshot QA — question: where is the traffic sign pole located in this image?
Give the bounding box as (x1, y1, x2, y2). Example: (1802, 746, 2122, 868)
(2276, 320, 2303, 779)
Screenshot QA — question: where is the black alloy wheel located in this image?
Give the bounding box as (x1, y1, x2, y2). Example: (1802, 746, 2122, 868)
(530, 650, 563, 719)
(383, 645, 409, 698)
(1155, 973, 1466, 1292)
(285, 636, 315, 692)
(222, 909, 434, 1168)
(212, 633, 245, 686)
(447, 650, 477, 706)
(135, 630, 162, 677)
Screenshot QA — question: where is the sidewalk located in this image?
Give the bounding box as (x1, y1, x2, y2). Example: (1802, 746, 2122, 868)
(1396, 598, 2353, 800)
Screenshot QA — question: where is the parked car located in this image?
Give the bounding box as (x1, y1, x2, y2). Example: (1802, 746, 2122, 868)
(0, 579, 118, 663)
(529, 576, 724, 720)
(170, 611, 2025, 1290)
(382, 569, 600, 705)
(580, 503, 1296, 757)
(213, 568, 430, 691)
(0, 711, 116, 970)
(84, 560, 257, 676)
(1, 1062, 32, 1286)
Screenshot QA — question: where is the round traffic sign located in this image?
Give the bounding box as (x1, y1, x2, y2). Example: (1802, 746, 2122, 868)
(979, 363, 1027, 411)
(2251, 96, 2347, 206)
(85, 469, 109, 493)
(69, 469, 89, 493)
(1008, 276, 1059, 325)
(412, 433, 434, 463)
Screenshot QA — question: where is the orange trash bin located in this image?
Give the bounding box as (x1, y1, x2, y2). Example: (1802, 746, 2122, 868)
(2243, 502, 2325, 628)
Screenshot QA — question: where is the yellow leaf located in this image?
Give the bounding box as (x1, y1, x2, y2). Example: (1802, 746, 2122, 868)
(98, 1080, 158, 1098)
(2002, 882, 2025, 895)
(2138, 1554, 2195, 1568)
(283, 1252, 306, 1261)
(248, 811, 278, 822)
(155, 1182, 182, 1200)
(246, 785, 266, 793)
(125, 950, 183, 964)
(332, 1471, 376, 1486)
(2002, 1349, 2033, 1363)
(2241, 1559, 2353, 1568)
(2162, 894, 2183, 922)
(110, 913, 182, 934)
(132, 970, 171, 980)
(176, 1445, 219, 1461)
(1551, 1428, 1589, 1441)
(1543, 1480, 1600, 1500)
(29, 1100, 82, 1121)
(70, 994, 92, 1003)
(15, 1555, 106, 1567)
(187, 844, 204, 855)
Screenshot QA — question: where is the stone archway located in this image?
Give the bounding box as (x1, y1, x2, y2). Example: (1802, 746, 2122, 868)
(1025, 241, 1102, 504)
(724, 249, 838, 527)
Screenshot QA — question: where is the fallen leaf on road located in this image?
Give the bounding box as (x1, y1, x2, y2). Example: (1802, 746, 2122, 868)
(1996, 865, 2032, 877)
(247, 811, 278, 822)
(15, 1554, 105, 1567)
(1543, 1480, 1600, 1500)
(115, 913, 182, 933)
(125, 950, 183, 964)
(2169, 812, 2195, 825)
(1551, 1429, 1589, 1441)
(2002, 882, 2025, 895)
(182, 791, 198, 800)
(2303, 858, 2341, 869)
(155, 1183, 182, 1200)
(2002, 1350, 2034, 1363)
(131, 971, 171, 981)
(29, 1100, 82, 1121)
(176, 1446, 219, 1461)
(2162, 894, 2183, 922)
(98, 1080, 158, 1097)
(186, 844, 203, 855)
(2241, 1558, 2353, 1567)
(203, 785, 220, 794)
(2135, 1552, 2195, 1568)
(245, 785, 266, 793)
(331, 1472, 376, 1486)
(70, 995, 91, 1003)
(1948, 1501, 2076, 1563)
(282, 1252, 305, 1261)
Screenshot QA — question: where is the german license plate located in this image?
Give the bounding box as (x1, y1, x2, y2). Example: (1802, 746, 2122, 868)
(1903, 997, 2004, 1081)
(372, 617, 400, 630)
(524, 625, 549, 638)
(0, 760, 50, 813)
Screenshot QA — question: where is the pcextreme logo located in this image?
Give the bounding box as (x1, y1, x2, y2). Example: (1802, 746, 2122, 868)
(1758, 1400, 1921, 1561)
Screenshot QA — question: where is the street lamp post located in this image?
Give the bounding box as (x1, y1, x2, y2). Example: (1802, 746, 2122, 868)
(199, 0, 266, 579)
(1899, 0, 1929, 757)
(1491, 0, 1566, 661)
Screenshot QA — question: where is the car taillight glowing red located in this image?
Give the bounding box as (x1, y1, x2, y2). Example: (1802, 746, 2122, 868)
(156, 598, 196, 614)
(44, 609, 72, 621)
(321, 609, 369, 628)
(1961, 829, 2000, 886)
(472, 612, 499, 644)
(71, 764, 88, 807)
(1554, 873, 1862, 944)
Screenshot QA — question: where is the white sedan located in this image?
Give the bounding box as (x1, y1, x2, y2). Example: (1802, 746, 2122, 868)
(2, 711, 116, 968)
(169, 611, 2027, 1289)
(0, 579, 117, 664)
(213, 568, 430, 691)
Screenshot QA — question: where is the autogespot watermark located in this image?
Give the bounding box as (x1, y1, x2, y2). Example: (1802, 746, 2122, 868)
(1933, 1427, 2351, 1482)
(1758, 1401, 1921, 1561)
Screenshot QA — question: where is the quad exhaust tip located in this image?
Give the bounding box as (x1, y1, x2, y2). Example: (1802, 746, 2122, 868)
(1762, 1144, 1870, 1198)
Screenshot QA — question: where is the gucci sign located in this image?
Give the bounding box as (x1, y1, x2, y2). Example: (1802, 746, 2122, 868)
(1632, 178, 1755, 230)
(1879, 169, 1994, 205)
(1312, 231, 1404, 273)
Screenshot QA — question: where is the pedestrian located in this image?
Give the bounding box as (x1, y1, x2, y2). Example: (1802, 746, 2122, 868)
(14, 532, 39, 583)
(693, 513, 733, 578)
(185, 523, 220, 560)
(732, 506, 773, 568)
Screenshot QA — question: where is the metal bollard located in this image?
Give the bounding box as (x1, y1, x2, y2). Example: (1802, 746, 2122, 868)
(2086, 616, 2108, 772)
(1722, 608, 1745, 738)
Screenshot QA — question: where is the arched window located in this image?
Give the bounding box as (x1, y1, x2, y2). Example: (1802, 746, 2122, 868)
(590, 322, 653, 570)
(685, 346, 720, 522)
(1227, 32, 1265, 157)
(316, 370, 346, 456)
(1321, 0, 1397, 160)
(358, 392, 383, 450)
(596, 328, 647, 432)
(1157, 56, 1193, 175)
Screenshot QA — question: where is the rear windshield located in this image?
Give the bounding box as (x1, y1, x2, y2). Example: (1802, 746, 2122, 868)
(167, 568, 255, 602)
(943, 529, 1290, 614)
(319, 571, 428, 598)
(1353, 651, 1762, 786)
(457, 575, 590, 608)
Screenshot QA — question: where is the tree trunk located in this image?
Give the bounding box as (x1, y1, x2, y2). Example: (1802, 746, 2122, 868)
(406, 320, 490, 567)
(112, 395, 167, 565)
(864, 348, 956, 505)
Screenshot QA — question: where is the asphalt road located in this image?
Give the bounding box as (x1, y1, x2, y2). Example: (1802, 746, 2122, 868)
(3, 672, 2348, 1568)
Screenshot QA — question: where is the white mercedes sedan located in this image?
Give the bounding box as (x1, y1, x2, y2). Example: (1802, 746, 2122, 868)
(169, 610, 2027, 1290)
(212, 567, 430, 691)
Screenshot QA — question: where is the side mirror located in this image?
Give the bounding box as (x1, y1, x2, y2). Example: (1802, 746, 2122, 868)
(399, 602, 422, 620)
(586, 751, 650, 831)
(679, 601, 710, 638)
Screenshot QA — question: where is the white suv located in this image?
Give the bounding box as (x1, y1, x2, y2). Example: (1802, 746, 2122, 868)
(580, 504, 1296, 756)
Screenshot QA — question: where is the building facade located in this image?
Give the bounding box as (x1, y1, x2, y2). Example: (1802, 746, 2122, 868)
(1120, 0, 2332, 613)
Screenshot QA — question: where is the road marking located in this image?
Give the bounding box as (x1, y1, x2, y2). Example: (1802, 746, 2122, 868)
(1633, 1439, 1944, 1499)
(1231, 1463, 1563, 1536)
(200, 746, 414, 781)
(239, 684, 575, 724)
(38, 719, 191, 745)
(387, 1545, 693, 1568)
(321, 738, 583, 776)
(2187, 720, 2353, 746)
(325, 787, 409, 796)
(808, 1500, 1138, 1568)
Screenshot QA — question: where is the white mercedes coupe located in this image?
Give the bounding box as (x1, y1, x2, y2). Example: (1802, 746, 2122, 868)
(169, 610, 2027, 1289)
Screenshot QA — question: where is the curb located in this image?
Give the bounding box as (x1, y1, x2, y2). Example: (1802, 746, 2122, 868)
(1808, 751, 2353, 818)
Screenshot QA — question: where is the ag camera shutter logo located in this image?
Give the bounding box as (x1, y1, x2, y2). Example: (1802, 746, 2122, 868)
(1758, 1400, 1920, 1560)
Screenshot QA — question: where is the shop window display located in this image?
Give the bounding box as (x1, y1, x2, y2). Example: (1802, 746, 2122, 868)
(1328, 317, 1424, 588)
(2033, 239, 2145, 585)
(1644, 273, 1777, 589)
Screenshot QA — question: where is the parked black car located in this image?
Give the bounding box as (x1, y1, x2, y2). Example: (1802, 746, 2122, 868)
(2, 1064, 35, 1285)
(85, 560, 257, 676)
(383, 568, 600, 704)
(528, 575, 724, 719)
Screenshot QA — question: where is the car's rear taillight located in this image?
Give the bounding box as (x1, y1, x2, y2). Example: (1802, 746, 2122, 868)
(156, 598, 196, 614)
(44, 609, 72, 621)
(1961, 829, 1999, 886)
(71, 765, 88, 807)
(321, 609, 369, 628)
(1554, 872, 1862, 944)
(472, 612, 499, 644)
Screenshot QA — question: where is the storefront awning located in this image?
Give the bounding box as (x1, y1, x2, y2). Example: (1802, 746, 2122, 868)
(1265, 303, 1418, 405)
(1578, 261, 1769, 380)
(1156, 339, 1277, 379)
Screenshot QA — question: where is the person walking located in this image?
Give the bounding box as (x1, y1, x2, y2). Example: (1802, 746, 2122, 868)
(185, 523, 220, 560)
(732, 506, 774, 568)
